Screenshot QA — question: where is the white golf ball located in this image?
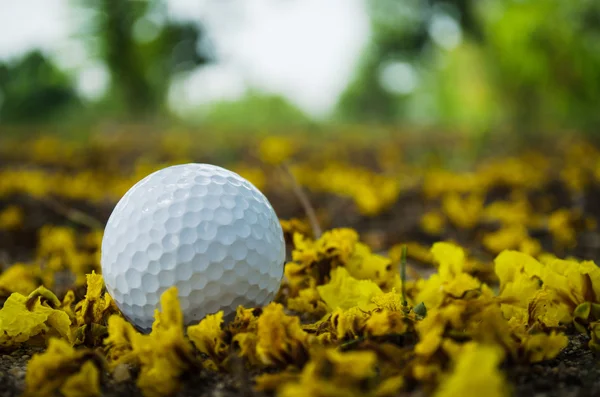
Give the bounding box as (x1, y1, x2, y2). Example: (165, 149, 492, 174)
(101, 163, 285, 331)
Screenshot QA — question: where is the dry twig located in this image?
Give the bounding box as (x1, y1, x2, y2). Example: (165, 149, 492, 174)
(40, 198, 104, 229)
(280, 163, 322, 238)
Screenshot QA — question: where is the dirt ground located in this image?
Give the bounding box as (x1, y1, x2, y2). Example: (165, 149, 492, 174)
(2, 134, 600, 397)
(1, 331, 599, 397)
(2, 197, 599, 397)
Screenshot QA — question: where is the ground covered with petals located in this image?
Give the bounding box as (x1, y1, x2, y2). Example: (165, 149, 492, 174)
(1, 129, 600, 397)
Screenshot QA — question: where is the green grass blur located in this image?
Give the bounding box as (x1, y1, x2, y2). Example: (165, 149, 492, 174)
(0, 0, 599, 142)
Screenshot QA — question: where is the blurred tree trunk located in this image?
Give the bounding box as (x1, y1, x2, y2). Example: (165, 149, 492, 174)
(76, 0, 212, 119)
(100, 0, 156, 117)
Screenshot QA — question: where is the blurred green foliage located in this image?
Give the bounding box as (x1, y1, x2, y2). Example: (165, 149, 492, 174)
(336, 0, 481, 124)
(1, 0, 599, 135)
(0, 51, 80, 123)
(201, 92, 312, 129)
(338, 0, 600, 135)
(75, 0, 211, 118)
(479, 0, 600, 133)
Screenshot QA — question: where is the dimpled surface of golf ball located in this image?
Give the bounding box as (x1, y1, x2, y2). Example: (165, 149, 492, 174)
(101, 163, 285, 331)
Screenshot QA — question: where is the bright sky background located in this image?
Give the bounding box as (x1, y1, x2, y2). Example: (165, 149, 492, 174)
(0, 0, 371, 118)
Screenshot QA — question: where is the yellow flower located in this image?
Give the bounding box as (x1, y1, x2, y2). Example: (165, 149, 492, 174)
(331, 306, 370, 340)
(414, 294, 517, 370)
(59, 361, 101, 397)
(527, 288, 571, 329)
(287, 284, 329, 318)
(371, 289, 404, 311)
(420, 210, 445, 235)
(442, 192, 483, 229)
(494, 250, 543, 291)
(415, 243, 485, 309)
(346, 242, 400, 291)
(286, 229, 359, 295)
(365, 310, 410, 337)
(0, 205, 24, 229)
(137, 288, 197, 396)
(136, 326, 195, 397)
(256, 302, 310, 367)
(317, 267, 383, 311)
(228, 306, 261, 334)
(483, 195, 531, 226)
(521, 332, 568, 363)
(542, 257, 600, 308)
(71, 272, 117, 346)
(443, 273, 483, 299)
(0, 263, 40, 296)
(258, 135, 296, 165)
(286, 228, 398, 313)
(292, 163, 400, 216)
(187, 311, 229, 369)
(0, 290, 71, 346)
(423, 170, 482, 199)
(484, 226, 541, 255)
(75, 272, 115, 323)
(273, 349, 401, 397)
(431, 242, 465, 280)
(548, 209, 577, 248)
(189, 306, 263, 369)
(494, 250, 596, 330)
(104, 315, 138, 364)
(29, 135, 75, 164)
(24, 338, 101, 397)
(105, 287, 198, 397)
(232, 332, 260, 366)
(37, 225, 77, 260)
(434, 342, 508, 397)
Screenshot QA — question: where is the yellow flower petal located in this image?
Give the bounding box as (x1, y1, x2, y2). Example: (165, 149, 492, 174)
(317, 267, 383, 311)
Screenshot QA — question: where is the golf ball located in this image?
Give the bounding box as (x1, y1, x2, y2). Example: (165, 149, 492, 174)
(101, 163, 285, 331)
